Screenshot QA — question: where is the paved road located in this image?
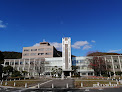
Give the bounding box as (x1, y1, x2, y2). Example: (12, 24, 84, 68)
(26, 87, 122, 92)
(4, 87, 121, 92)
(0, 87, 21, 92)
(39, 79, 74, 88)
(1, 86, 122, 92)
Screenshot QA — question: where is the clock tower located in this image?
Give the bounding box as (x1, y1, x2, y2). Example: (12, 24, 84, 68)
(62, 37, 72, 78)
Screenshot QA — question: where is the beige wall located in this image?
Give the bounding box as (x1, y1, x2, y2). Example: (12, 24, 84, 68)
(22, 46, 54, 59)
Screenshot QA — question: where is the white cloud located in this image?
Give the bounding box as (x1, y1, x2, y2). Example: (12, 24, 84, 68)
(83, 45, 92, 50)
(33, 40, 93, 51)
(72, 41, 89, 49)
(108, 49, 121, 53)
(91, 40, 96, 43)
(50, 42, 62, 51)
(0, 20, 6, 28)
(33, 43, 40, 46)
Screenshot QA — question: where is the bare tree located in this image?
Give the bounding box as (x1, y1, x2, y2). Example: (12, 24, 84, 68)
(89, 57, 108, 76)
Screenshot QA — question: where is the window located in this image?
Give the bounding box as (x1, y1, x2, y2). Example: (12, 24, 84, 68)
(38, 53, 44, 55)
(24, 49, 29, 52)
(30, 61, 34, 65)
(23, 53, 29, 56)
(30, 53, 37, 56)
(82, 73, 86, 75)
(11, 62, 14, 65)
(15, 62, 19, 65)
(88, 73, 93, 75)
(107, 65, 111, 68)
(107, 59, 111, 62)
(5, 62, 9, 65)
(114, 59, 118, 62)
(114, 65, 119, 69)
(38, 48, 44, 51)
(25, 61, 29, 65)
(31, 49, 37, 51)
(20, 62, 23, 65)
(30, 67, 33, 70)
(109, 59, 111, 62)
(45, 53, 51, 55)
(45, 48, 52, 51)
(120, 59, 122, 62)
(83, 67, 87, 69)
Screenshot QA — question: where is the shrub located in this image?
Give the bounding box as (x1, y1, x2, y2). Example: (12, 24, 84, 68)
(11, 70, 22, 77)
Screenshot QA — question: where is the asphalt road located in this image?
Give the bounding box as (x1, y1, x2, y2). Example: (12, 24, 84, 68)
(22, 87, 122, 92)
(0, 87, 21, 92)
(1, 87, 122, 92)
(39, 79, 74, 88)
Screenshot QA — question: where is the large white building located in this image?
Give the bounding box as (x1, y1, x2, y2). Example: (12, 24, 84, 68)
(4, 37, 122, 77)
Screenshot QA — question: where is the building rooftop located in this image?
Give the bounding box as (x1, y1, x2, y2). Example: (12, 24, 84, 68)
(40, 42, 50, 46)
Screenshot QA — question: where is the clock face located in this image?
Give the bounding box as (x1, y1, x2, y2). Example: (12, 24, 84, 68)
(64, 41, 68, 44)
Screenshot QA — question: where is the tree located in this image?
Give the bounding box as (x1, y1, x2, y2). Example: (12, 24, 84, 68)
(51, 66, 62, 77)
(115, 71, 122, 76)
(57, 68, 62, 77)
(0, 51, 4, 64)
(0, 65, 3, 79)
(89, 57, 108, 76)
(3, 66, 13, 76)
(87, 51, 120, 56)
(2, 51, 22, 59)
(51, 66, 58, 77)
(72, 65, 79, 76)
(22, 71, 28, 77)
(11, 70, 22, 77)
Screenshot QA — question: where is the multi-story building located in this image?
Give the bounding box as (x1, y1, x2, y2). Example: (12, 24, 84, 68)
(99, 55, 122, 76)
(4, 37, 122, 77)
(22, 42, 61, 59)
(72, 57, 94, 76)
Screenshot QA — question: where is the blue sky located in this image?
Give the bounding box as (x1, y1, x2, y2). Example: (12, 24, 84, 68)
(0, 0, 122, 56)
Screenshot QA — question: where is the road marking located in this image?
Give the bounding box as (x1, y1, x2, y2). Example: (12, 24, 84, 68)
(30, 80, 53, 88)
(40, 80, 53, 86)
(99, 88, 103, 90)
(15, 80, 53, 92)
(85, 89, 89, 91)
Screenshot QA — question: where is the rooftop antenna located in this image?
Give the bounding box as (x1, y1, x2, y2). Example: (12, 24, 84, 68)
(43, 39, 46, 42)
(62, 33, 65, 38)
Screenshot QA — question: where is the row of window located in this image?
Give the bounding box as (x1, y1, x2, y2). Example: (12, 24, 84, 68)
(23, 52, 52, 56)
(72, 60, 88, 64)
(14, 67, 42, 71)
(106, 59, 122, 63)
(24, 48, 52, 52)
(107, 65, 121, 69)
(5, 61, 43, 65)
